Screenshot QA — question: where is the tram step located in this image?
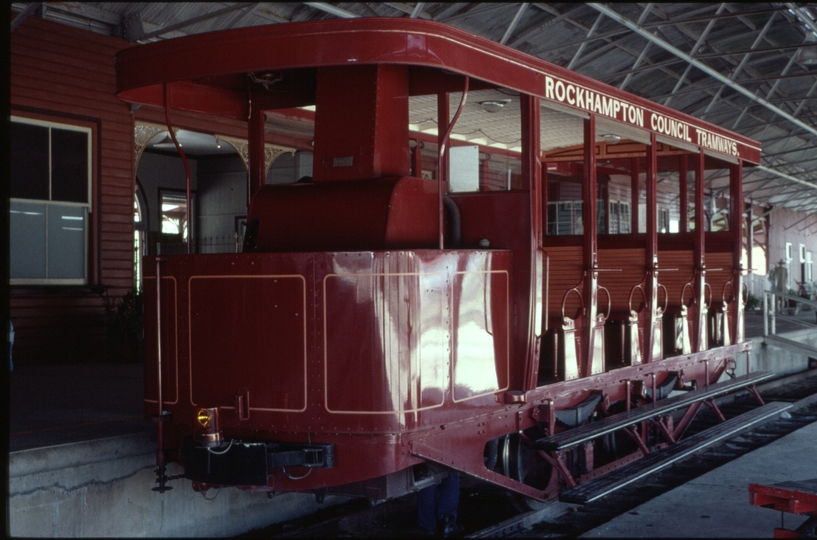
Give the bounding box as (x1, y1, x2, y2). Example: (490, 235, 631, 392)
(558, 401, 792, 505)
(533, 371, 776, 452)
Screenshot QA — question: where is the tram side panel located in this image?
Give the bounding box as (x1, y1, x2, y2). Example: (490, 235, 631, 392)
(142, 249, 514, 491)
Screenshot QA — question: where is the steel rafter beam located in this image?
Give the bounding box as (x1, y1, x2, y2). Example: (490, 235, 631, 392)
(664, 3, 728, 107)
(138, 3, 260, 41)
(442, 3, 508, 23)
(738, 48, 799, 134)
(787, 3, 817, 36)
(304, 2, 359, 19)
(702, 11, 777, 118)
(433, 3, 466, 22)
(409, 3, 425, 19)
(566, 11, 604, 69)
(639, 6, 786, 29)
(509, 5, 583, 49)
(499, 3, 529, 45)
(755, 165, 817, 192)
(588, 3, 817, 140)
(11, 2, 42, 32)
(549, 7, 799, 147)
(383, 2, 432, 20)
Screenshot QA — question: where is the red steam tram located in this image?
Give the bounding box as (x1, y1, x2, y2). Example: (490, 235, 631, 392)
(116, 18, 763, 504)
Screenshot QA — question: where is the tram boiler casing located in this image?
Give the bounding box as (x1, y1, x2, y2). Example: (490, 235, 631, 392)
(143, 184, 522, 493)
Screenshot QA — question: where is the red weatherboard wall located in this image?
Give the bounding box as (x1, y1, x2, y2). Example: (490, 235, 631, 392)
(8, 14, 308, 365)
(9, 15, 135, 365)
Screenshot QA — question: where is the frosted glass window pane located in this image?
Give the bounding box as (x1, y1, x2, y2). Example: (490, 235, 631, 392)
(10, 201, 47, 278)
(48, 205, 86, 279)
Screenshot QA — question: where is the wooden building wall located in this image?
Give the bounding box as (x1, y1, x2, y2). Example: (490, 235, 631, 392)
(8, 14, 298, 366)
(10, 15, 134, 365)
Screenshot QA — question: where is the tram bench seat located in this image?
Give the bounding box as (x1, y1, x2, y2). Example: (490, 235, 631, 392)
(533, 371, 776, 452)
(558, 400, 792, 504)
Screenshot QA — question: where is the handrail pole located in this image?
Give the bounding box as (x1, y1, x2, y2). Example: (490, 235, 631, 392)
(437, 76, 469, 250)
(152, 251, 171, 492)
(163, 83, 193, 254)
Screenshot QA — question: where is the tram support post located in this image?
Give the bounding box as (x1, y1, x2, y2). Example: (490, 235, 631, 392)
(582, 115, 601, 378)
(522, 94, 543, 390)
(694, 149, 708, 352)
(645, 133, 659, 362)
(730, 162, 745, 344)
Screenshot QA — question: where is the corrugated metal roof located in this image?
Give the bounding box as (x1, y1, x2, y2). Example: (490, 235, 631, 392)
(12, 2, 817, 214)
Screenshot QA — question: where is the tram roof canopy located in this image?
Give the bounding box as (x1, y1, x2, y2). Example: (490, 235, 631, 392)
(115, 18, 761, 166)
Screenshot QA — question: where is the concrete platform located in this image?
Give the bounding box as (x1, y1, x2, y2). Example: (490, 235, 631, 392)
(7, 363, 348, 537)
(581, 419, 817, 538)
(9, 363, 152, 452)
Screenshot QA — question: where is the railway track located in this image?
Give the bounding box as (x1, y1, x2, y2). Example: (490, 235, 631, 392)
(476, 368, 817, 538)
(241, 369, 817, 539)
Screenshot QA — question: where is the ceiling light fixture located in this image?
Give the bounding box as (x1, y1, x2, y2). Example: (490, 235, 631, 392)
(480, 100, 509, 113)
(153, 132, 181, 149)
(601, 134, 622, 145)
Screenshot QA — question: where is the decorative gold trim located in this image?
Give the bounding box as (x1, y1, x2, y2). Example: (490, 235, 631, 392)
(218, 135, 296, 175)
(134, 122, 176, 174)
(135, 124, 297, 180)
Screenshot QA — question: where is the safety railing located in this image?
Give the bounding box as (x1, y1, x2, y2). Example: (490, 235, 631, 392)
(762, 290, 817, 337)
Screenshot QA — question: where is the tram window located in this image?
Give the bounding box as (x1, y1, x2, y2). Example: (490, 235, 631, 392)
(659, 208, 670, 233)
(620, 202, 631, 234)
(596, 199, 607, 235)
(656, 167, 681, 234)
(449, 145, 479, 192)
(430, 89, 522, 193)
(608, 200, 631, 234)
(704, 160, 731, 232)
(686, 159, 696, 232)
(160, 190, 194, 242)
(547, 173, 584, 236)
(480, 152, 522, 191)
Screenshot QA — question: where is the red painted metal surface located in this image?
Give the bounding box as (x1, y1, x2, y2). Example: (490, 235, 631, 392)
(750, 479, 817, 538)
(120, 17, 762, 502)
(750, 480, 817, 515)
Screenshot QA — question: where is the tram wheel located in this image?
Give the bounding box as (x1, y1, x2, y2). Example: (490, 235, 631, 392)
(498, 429, 554, 511)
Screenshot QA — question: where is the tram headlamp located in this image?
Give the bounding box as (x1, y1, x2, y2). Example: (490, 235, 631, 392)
(197, 408, 212, 428)
(193, 407, 223, 448)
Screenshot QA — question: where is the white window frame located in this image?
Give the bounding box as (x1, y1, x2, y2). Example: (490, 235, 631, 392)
(785, 242, 793, 290)
(10, 116, 92, 285)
